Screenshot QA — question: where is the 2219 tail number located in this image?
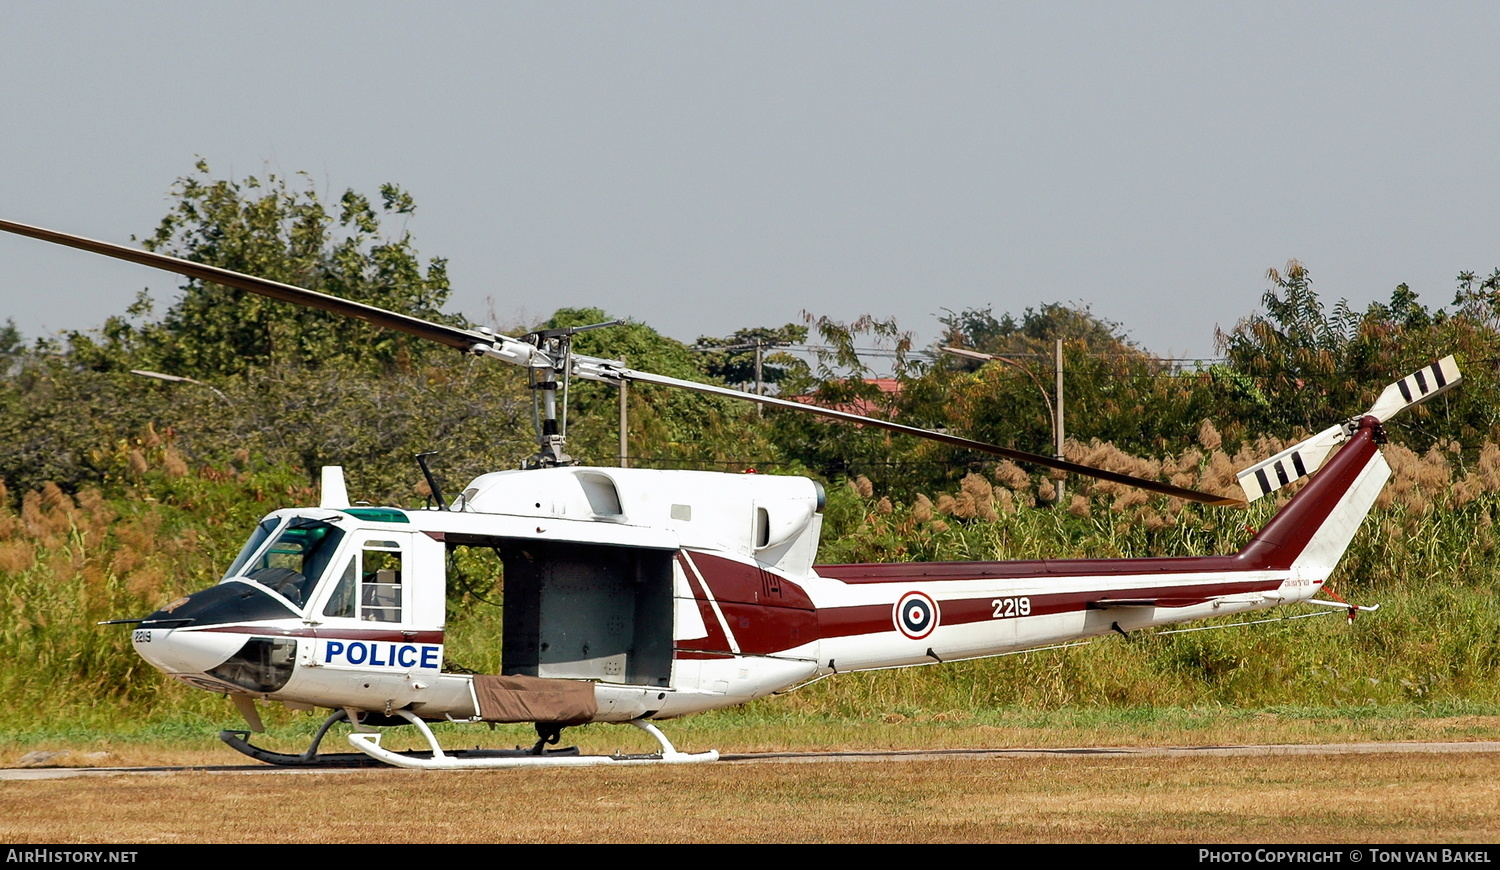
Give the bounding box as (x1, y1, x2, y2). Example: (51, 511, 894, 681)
(992, 597, 1031, 619)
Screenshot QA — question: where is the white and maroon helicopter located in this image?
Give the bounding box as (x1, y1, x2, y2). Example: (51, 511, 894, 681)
(0, 218, 1463, 769)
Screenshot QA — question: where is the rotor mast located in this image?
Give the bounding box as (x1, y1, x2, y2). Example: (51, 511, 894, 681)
(485, 320, 621, 468)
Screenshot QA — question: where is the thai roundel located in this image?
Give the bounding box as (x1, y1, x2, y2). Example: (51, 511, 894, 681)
(893, 591, 939, 640)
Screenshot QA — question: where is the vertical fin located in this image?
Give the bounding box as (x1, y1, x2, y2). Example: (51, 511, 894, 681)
(1237, 419, 1385, 570)
(1288, 449, 1392, 583)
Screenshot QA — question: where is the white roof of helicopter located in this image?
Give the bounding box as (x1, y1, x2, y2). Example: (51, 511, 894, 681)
(453, 465, 825, 570)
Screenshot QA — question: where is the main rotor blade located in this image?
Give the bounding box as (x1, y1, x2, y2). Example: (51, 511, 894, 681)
(608, 366, 1246, 506)
(0, 219, 488, 352)
(2, 217, 1245, 506)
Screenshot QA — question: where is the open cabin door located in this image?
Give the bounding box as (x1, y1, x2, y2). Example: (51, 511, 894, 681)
(500, 541, 674, 687)
(446, 534, 675, 689)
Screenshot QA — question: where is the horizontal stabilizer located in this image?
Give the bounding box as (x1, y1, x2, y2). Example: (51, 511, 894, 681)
(1089, 598, 1159, 608)
(1365, 355, 1461, 422)
(1236, 424, 1345, 503)
(1091, 595, 1250, 609)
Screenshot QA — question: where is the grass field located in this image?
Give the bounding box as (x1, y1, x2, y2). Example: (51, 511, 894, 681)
(8, 703, 1500, 764)
(4, 751, 1499, 844)
(4, 708, 1500, 844)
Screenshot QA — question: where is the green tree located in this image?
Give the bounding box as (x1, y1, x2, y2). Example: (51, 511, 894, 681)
(1453, 268, 1500, 332)
(0, 319, 22, 376)
(1215, 260, 1364, 433)
(921, 303, 1211, 462)
(938, 303, 1134, 362)
(766, 314, 924, 488)
(1217, 260, 1500, 448)
(71, 160, 462, 377)
(0, 161, 539, 501)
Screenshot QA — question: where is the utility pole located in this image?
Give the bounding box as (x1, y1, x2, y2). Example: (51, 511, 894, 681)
(1054, 339, 1065, 504)
(940, 344, 1067, 507)
(754, 341, 765, 418)
(692, 338, 790, 418)
(618, 354, 629, 468)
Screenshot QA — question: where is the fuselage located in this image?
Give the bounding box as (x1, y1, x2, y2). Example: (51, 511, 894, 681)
(132, 418, 1391, 726)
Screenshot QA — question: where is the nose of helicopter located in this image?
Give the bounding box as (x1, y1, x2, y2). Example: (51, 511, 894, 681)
(131, 580, 300, 678)
(132, 624, 248, 675)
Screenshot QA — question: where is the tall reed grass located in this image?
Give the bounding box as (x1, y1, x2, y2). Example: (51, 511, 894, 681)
(0, 435, 316, 730)
(1, 430, 1496, 737)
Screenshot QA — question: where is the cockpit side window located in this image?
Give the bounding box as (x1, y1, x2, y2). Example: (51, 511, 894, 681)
(318, 539, 404, 622)
(359, 541, 403, 623)
(321, 559, 357, 619)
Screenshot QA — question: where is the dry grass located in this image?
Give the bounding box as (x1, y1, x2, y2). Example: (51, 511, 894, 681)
(2, 752, 1498, 843)
(6, 715, 1500, 844)
(10, 709, 1500, 771)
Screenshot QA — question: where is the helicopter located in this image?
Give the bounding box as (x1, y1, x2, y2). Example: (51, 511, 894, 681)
(0, 217, 1463, 769)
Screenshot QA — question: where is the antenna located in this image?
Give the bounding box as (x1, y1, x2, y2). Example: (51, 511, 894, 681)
(415, 453, 448, 510)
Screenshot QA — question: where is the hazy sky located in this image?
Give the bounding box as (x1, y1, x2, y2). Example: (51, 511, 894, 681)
(3, 1, 1498, 361)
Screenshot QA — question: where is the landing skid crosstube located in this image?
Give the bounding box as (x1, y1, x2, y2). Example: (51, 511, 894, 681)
(219, 709, 718, 770)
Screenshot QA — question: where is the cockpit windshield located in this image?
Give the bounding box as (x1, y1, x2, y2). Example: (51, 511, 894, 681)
(229, 518, 347, 610)
(223, 518, 281, 581)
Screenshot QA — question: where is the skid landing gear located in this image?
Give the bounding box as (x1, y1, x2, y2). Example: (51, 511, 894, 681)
(349, 710, 718, 770)
(219, 708, 718, 769)
(220, 709, 582, 768)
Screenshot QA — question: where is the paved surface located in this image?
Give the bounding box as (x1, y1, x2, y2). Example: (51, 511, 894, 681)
(721, 741, 1500, 763)
(7, 741, 1500, 778)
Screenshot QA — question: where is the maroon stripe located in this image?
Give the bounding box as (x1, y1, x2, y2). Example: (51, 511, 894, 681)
(815, 555, 1247, 584)
(715, 601, 818, 654)
(687, 550, 816, 609)
(677, 550, 821, 655)
(816, 575, 1284, 641)
(673, 578, 819, 657)
(675, 553, 737, 655)
(197, 625, 446, 644)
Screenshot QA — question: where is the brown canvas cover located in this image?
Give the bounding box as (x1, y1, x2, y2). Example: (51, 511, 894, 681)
(472, 674, 599, 724)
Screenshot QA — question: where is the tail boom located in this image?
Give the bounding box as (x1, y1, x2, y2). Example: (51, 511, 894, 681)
(803, 417, 1392, 673)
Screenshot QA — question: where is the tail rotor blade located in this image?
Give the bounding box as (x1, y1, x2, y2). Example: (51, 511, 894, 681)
(1234, 355, 1463, 504)
(1365, 355, 1461, 422)
(1235, 424, 1345, 503)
